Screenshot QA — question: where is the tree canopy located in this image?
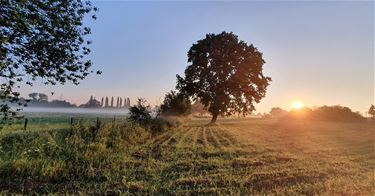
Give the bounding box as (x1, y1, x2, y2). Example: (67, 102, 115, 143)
(177, 31, 271, 123)
(0, 0, 99, 119)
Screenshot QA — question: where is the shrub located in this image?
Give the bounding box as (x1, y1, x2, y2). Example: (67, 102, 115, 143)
(160, 91, 191, 116)
(128, 98, 172, 134)
(128, 98, 152, 126)
(147, 118, 172, 135)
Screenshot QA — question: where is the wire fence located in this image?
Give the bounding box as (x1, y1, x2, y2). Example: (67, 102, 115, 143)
(0, 116, 129, 133)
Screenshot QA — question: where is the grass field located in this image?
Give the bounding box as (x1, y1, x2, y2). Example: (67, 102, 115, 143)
(0, 117, 374, 194)
(0, 114, 124, 133)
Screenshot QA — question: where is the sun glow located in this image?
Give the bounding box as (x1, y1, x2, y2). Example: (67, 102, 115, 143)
(291, 101, 304, 110)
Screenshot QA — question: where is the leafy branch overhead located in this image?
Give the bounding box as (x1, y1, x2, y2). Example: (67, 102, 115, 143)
(0, 0, 99, 119)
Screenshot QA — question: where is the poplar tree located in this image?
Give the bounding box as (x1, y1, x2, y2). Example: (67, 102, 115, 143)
(105, 97, 109, 107)
(127, 98, 131, 108)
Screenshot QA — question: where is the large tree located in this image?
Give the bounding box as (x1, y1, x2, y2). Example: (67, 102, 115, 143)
(0, 0, 99, 119)
(177, 31, 271, 123)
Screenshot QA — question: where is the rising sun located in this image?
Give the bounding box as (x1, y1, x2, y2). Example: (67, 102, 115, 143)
(291, 101, 304, 110)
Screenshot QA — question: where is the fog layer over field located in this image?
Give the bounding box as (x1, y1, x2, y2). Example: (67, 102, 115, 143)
(20, 107, 129, 116)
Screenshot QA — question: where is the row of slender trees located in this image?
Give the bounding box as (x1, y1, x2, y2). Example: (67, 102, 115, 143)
(84, 96, 131, 108)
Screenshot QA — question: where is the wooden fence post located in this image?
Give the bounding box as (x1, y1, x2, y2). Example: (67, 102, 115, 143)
(24, 118, 28, 131)
(70, 117, 73, 135)
(96, 117, 100, 130)
(92, 117, 100, 142)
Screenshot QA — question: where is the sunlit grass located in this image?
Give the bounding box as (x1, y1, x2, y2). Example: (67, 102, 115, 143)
(0, 117, 373, 194)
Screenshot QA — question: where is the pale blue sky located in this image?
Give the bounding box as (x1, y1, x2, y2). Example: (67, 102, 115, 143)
(23, 1, 374, 113)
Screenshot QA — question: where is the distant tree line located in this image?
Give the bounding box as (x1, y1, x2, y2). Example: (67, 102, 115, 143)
(284, 105, 367, 122)
(3, 93, 132, 109)
(260, 105, 375, 122)
(11, 93, 78, 108)
(80, 96, 131, 109)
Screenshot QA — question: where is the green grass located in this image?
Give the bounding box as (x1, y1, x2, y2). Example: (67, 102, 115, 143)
(0, 117, 374, 194)
(0, 115, 125, 134)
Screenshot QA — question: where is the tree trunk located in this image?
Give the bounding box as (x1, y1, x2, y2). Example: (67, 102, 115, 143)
(211, 113, 218, 123)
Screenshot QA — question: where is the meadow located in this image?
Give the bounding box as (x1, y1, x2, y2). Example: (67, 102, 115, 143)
(0, 116, 374, 195)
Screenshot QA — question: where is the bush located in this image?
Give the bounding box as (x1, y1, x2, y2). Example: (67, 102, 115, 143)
(128, 98, 152, 126)
(128, 98, 172, 134)
(160, 91, 191, 116)
(147, 118, 172, 135)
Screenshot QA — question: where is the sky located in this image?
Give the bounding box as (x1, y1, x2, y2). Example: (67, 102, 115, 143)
(21, 1, 374, 114)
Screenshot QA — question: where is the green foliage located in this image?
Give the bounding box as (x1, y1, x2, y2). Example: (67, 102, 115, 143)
(0, 0, 99, 119)
(129, 98, 172, 135)
(177, 31, 271, 122)
(147, 118, 172, 135)
(128, 98, 152, 126)
(160, 91, 191, 116)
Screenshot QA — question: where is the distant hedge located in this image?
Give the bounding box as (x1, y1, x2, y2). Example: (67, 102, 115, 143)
(285, 105, 365, 122)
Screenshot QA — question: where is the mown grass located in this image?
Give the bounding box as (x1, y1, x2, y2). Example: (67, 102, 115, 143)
(0, 117, 374, 195)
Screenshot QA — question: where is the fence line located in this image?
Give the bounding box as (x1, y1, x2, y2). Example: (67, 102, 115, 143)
(1, 116, 126, 132)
